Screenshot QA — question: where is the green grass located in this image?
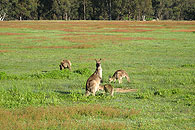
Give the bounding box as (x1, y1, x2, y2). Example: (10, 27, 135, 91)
(0, 21, 195, 129)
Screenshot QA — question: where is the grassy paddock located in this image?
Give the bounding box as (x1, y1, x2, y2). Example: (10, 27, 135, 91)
(0, 20, 195, 129)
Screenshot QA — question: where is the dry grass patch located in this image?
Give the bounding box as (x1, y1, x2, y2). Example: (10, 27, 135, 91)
(0, 105, 139, 129)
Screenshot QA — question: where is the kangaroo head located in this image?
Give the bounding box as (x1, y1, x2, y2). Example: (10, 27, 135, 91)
(95, 58, 102, 68)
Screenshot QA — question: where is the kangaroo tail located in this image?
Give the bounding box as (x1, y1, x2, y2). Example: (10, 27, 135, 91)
(114, 88, 137, 93)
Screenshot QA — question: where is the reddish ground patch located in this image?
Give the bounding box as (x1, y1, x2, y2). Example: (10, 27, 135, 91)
(26, 36, 48, 39)
(111, 29, 153, 33)
(61, 34, 156, 44)
(1, 21, 194, 33)
(172, 29, 195, 32)
(114, 88, 137, 93)
(0, 32, 26, 35)
(15, 36, 51, 42)
(25, 44, 94, 49)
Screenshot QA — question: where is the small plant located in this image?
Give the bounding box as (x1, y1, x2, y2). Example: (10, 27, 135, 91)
(181, 64, 195, 68)
(154, 88, 180, 97)
(0, 72, 7, 79)
(135, 90, 153, 99)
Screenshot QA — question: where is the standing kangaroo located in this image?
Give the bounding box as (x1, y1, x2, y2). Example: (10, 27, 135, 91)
(109, 70, 130, 84)
(59, 59, 71, 70)
(85, 59, 102, 96)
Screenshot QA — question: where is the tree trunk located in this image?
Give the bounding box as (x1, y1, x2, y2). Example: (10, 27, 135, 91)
(128, 11, 131, 20)
(65, 13, 68, 21)
(83, 0, 86, 20)
(142, 15, 146, 21)
(109, 0, 112, 20)
(0, 13, 6, 21)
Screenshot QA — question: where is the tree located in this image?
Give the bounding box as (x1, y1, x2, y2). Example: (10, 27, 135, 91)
(69, 0, 80, 20)
(50, 0, 70, 20)
(0, 0, 194, 21)
(0, 0, 10, 20)
(181, 0, 195, 20)
(37, 0, 53, 20)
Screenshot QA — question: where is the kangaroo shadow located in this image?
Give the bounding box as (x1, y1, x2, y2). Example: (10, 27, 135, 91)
(54, 90, 84, 96)
(54, 90, 72, 95)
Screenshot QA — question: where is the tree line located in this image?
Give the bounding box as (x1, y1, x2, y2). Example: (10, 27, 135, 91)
(0, 0, 194, 21)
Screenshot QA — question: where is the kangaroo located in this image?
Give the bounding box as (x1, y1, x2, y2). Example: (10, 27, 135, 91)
(59, 59, 71, 70)
(99, 84, 114, 96)
(85, 59, 102, 96)
(109, 70, 130, 84)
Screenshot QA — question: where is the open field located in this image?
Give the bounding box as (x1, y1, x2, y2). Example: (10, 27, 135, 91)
(0, 20, 195, 129)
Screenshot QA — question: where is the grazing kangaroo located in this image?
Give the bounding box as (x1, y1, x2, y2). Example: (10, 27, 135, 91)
(99, 84, 114, 96)
(85, 59, 102, 96)
(109, 70, 130, 84)
(59, 59, 71, 70)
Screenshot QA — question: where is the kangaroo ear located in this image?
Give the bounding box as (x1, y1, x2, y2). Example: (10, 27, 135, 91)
(95, 59, 97, 62)
(109, 75, 111, 78)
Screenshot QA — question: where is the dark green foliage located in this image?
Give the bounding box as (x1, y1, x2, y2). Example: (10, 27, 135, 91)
(73, 68, 91, 76)
(153, 88, 180, 97)
(1, 0, 194, 20)
(181, 64, 195, 68)
(0, 68, 92, 80)
(135, 88, 195, 107)
(29, 69, 75, 79)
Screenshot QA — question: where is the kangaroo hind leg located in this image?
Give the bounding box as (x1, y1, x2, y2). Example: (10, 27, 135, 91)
(126, 75, 130, 82)
(118, 77, 123, 84)
(85, 90, 91, 96)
